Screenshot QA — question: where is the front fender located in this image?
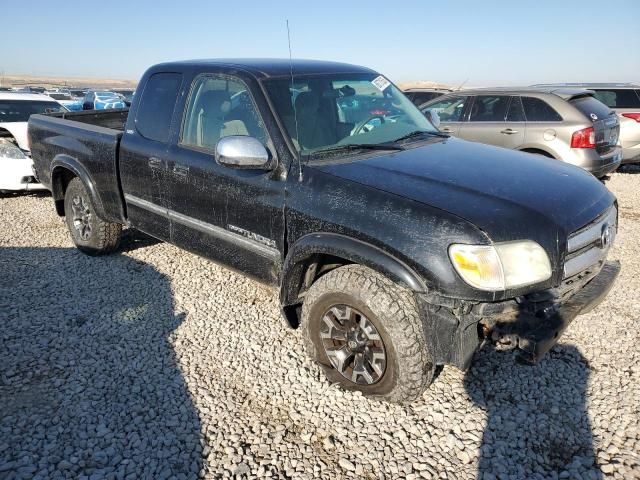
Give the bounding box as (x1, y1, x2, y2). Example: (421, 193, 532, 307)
(51, 155, 109, 221)
(280, 232, 427, 311)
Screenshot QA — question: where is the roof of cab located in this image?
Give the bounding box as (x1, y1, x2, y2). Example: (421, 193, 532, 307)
(150, 58, 377, 78)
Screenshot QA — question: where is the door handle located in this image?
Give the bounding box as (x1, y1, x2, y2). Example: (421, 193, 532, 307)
(173, 164, 189, 177)
(148, 157, 166, 169)
(500, 128, 519, 135)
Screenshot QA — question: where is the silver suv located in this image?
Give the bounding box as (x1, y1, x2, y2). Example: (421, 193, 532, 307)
(420, 88, 622, 177)
(533, 84, 640, 164)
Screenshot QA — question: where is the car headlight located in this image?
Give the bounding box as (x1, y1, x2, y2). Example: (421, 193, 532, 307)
(0, 141, 27, 159)
(449, 241, 551, 291)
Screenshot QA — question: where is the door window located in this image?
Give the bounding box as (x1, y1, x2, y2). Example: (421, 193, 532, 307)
(506, 97, 525, 122)
(469, 95, 510, 122)
(521, 97, 562, 122)
(135, 72, 182, 142)
(181, 75, 267, 151)
(422, 96, 468, 122)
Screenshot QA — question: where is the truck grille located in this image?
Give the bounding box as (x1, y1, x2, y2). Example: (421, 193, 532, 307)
(564, 206, 617, 279)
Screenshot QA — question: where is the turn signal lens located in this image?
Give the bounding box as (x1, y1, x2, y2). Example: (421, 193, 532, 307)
(449, 241, 551, 291)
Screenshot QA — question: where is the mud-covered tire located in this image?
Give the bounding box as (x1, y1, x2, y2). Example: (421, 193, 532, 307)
(64, 177, 122, 255)
(301, 264, 434, 403)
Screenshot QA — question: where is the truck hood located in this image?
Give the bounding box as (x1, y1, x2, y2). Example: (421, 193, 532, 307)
(0, 122, 28, 151)
(313, 137, 614, 244)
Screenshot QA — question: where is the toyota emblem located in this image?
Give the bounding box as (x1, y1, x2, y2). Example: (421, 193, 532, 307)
(600, 224, 612, 249)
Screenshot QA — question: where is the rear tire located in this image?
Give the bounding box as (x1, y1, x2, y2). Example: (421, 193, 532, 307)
(301, 264, 434, 403)
(64, 177, 121, 255)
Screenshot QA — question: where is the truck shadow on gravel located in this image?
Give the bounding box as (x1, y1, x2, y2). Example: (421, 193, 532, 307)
(0, 247, 202, 479)
(464, 344, 602, 480)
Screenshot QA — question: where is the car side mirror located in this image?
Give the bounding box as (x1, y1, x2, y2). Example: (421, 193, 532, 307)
(424, 109, 441, 128)
(215, 136, 273, 170)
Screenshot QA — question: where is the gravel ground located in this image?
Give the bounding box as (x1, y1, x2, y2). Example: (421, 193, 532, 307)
(1, 172, 639, 480)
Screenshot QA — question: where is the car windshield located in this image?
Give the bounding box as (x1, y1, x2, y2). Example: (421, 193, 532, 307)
(264, 73, 439, 158)
(96, 92, 118, 98)
(0, 100, 67, 122)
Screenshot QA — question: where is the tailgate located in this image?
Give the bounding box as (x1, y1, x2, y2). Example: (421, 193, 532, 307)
(569, 95, 620, 155)
(593, 115, 620, 155)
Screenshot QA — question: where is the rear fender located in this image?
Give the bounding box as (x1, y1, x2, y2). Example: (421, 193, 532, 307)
(51, 155, 108, 220)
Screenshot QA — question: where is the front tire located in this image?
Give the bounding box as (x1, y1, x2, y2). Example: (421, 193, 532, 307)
(301, 264, 434, 403)
(64, 177, 122, 255)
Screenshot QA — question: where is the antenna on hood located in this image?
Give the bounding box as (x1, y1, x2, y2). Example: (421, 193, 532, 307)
(286, 19, 303, 182)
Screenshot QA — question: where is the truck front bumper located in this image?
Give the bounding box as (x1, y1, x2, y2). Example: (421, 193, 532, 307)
(420, 260, 620, 369)
(507, 260, 620, 363)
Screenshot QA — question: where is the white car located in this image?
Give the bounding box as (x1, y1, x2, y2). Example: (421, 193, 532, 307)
(0, 92, 67, 192)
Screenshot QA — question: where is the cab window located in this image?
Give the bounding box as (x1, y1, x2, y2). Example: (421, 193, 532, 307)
(135, 72, 182, 142)
(180, 75, 267, 151)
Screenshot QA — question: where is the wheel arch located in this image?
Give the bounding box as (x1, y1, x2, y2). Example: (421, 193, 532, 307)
(50, 155, 108, 220)
(280, 233, 427, 328)
(519, 147, 557, 159)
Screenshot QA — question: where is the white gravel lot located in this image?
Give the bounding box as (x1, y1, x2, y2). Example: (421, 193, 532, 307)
(1, 172, 639, 480)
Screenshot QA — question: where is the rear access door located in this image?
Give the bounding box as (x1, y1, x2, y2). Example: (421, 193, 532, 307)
(569, 95, 620, 158)
(119, 72, 184, 240)
(458, 95, 525, 149)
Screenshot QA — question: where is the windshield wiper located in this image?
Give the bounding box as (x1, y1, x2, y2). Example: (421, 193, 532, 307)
(392, 130, 450, 142)
(312, 143, 405, 156)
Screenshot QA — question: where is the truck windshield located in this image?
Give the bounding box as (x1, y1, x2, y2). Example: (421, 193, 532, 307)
(0, 100, 67, 122)
(264, 73, 439, 157)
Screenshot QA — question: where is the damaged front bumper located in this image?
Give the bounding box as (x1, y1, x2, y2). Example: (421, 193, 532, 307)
(421, 260, 621, 369)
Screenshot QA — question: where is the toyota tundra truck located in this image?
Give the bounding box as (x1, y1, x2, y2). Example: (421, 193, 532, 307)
(28, 59, 620, 403)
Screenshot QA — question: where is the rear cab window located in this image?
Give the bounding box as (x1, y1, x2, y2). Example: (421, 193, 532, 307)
(569, 95, 613, 121)
(135, 72, 183, 142)
(591, 89, 640, 109)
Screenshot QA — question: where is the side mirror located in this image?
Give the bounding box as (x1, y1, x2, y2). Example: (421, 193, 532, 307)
(424, 109, 441, 128)
(215, 136, 273, 170)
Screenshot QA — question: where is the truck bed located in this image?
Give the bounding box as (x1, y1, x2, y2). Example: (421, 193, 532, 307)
(46, 108, 129, 131)
(28, 111, 128, 223)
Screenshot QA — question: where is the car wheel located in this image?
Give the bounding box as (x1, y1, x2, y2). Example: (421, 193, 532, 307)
(64, 177, 122, 255)
(301, 264, 434, 403)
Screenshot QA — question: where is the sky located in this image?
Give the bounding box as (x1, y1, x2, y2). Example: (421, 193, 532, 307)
(3, 0, 639, 86)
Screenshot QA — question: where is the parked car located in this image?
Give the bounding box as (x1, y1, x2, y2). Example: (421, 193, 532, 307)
(113, 89, 135, 106)
(533, 84, 640, 164)
(0, 92, 66, 192)
(420, 88, 622, 178)
(29, 59, 619, 403)
(403, 87, 452, 107)
(46, 92, 83, 111)
(69, 89, 88, 100)
(81, 90, 126, 110)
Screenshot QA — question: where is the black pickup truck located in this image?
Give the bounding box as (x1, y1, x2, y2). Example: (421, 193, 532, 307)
(29, 59, 620, 403)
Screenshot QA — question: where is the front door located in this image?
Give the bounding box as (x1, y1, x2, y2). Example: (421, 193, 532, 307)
(165, 73, 286, 284)
(420, 95, 469, 136)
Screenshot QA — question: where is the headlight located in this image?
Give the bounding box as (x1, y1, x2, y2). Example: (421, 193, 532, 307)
(0, 141, 27, 159)
(449, 241, 551, 291)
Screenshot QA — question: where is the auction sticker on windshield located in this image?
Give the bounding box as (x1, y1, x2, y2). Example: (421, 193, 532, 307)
(371, 75, 391, 91)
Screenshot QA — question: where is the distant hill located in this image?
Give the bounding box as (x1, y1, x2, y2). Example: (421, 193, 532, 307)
(0, 73, 137, 89)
